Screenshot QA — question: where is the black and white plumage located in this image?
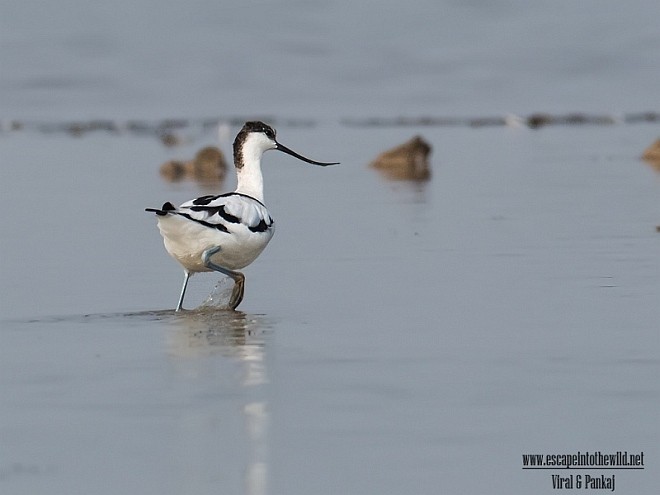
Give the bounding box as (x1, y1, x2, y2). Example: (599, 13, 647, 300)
(146, 121, 338, 311)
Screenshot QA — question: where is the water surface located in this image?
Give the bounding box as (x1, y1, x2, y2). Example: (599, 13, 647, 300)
(1, 1, 660, 493)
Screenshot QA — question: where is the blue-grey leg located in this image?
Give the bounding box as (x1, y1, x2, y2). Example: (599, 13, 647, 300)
(175, 271, 191, 312)
(202, 246, 245, 310)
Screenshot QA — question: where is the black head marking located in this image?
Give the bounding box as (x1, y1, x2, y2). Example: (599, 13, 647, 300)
(244, 121, 276, 140)
(233, 121, 276, 169)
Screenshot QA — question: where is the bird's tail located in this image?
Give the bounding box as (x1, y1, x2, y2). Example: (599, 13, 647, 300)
(145, 202, 177, 216)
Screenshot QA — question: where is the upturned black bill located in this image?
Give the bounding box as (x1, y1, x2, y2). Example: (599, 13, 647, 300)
(275, 143, 339, 166)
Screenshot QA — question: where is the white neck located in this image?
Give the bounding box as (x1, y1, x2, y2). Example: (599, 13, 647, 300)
(234, 147, 265, 203)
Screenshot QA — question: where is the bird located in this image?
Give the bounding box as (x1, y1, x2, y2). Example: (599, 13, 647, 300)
(146, 121, 339, 311)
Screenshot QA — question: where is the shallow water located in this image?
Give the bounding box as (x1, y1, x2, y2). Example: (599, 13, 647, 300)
(2, 121, 659, 494)
(2, 0, 660, 493)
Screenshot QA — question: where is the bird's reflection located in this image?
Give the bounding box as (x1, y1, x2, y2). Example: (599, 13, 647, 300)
(167, 309, 270, 495)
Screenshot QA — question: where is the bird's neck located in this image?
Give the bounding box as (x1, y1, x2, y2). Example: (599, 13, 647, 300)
(234, 151, 264, 203)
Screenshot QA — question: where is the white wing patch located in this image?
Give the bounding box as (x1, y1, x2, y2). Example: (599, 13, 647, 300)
(178, 193, 274, 233)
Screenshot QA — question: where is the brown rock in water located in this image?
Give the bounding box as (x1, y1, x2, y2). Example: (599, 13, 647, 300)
(159, 146, 227, 183)
(159, 133, 185, 147)
(526, 113, 555, 129)
(641, 138, 660, 173)
(642, 138, 660, 160)
(186, 146, 227, 181)
(159, 160, 187, 181)
(370, 136, 432, 181)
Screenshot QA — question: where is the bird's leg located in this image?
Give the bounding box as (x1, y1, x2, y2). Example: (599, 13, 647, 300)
(176, 271, 191, 312)
(202, 246, 246, 310)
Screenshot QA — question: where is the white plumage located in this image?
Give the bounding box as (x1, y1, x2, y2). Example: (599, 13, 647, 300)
(154, 193, 274, 273)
